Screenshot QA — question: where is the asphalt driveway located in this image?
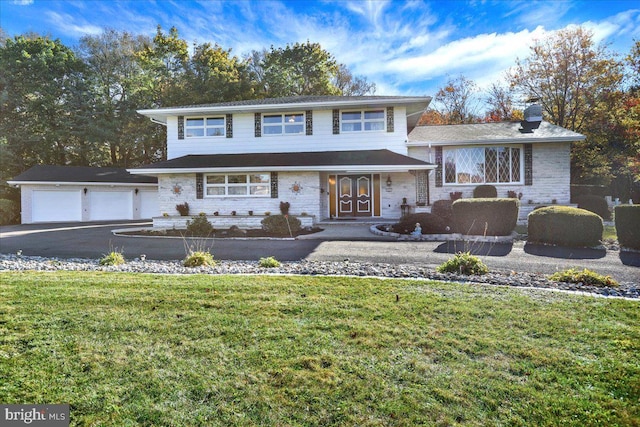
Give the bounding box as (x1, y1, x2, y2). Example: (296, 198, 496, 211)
(1, 221, 638, 284)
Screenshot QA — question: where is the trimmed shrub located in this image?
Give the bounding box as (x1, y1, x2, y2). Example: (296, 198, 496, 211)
(549, 268, 618, 287)
(261, 214, 301, 236)
(186, 213, 214, 236)
(391, 213, 449, 234)
(473, 185, 497, 198)
(431, 199, 453, 223)
(614, 205, 640, 250)
(176, 202, 189, 216)
(0, 199, 19, 225)
(528, 206, 603, 247)
(436, 252, 489, 275)
(574, 195, 611, 220)
(451, 198, 519, 236)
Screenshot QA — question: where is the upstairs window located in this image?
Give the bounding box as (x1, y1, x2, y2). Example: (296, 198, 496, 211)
(263, 113, 304, 135)
(205, 174, 271, 197)
(341, 109, 385, 132)
(185, 117, 225, 137)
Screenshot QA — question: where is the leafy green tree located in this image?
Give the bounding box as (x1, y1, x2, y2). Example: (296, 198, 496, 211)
(136, 25, 189, 107)
(185, 42, 255, 104)
(0, 34, 85, 182)
(261, 41, 340, 97)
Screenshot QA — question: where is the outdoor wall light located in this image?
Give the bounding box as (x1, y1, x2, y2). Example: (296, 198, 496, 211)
(83, 188, 87, 194)
(386, 175, 392, 187)
(135, 188, 139, 195)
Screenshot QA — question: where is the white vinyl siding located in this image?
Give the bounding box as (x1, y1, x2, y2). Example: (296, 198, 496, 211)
(165, 108, 409, 159)
(205, 174, 271, 197)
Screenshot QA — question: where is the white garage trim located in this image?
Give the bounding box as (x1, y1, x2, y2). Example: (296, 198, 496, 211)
(32, 190, 82, 222)
(89, 190, 133, 220)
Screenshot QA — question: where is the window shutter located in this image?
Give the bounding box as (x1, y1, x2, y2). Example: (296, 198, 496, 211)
(196, 173, 203, 199)
(332, 109, 340, 134)
(524, 144, 533, 186)
(226, 114, 233, 138)
(435, 146, 443, 188)
(254, 113, 261, 137)
(178, 116, 184, 140)
(386, 107, 394, 132)
(270, 172, 278, 198)
(305, 110, 313, 135)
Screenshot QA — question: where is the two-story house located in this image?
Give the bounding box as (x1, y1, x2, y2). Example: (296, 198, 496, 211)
(9, 95, 585, 225)
(129, 96, 437, 228)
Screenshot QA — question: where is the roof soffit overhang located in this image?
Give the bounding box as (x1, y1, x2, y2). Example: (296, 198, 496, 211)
(407, 136, 585, 146)
(138, 97, 432, 125)
(128, 164, 436, 175)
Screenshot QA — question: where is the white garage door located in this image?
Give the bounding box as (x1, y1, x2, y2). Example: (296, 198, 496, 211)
(32, 190, 82, 222)
(89, 191, 133, 220)
(139, 191, 159, 219)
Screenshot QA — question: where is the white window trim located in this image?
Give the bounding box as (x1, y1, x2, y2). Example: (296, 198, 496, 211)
(185, 116, 226, 138)
(262, 112, 305, 136)
(204, 173, 271, 198)
(443, 145, 524, 185)
(341, 109, 386, 132)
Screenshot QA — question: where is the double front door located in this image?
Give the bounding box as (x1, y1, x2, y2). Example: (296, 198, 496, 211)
(329, 174, 380, 218)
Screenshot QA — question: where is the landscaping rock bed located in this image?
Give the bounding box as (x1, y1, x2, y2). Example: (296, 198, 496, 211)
(1, 254, 637, 299)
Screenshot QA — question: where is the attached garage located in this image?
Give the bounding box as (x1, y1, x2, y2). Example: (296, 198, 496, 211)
(32, 190, 82, 222)
(8, 165, 158, 224)
(89, 190, 133, 221)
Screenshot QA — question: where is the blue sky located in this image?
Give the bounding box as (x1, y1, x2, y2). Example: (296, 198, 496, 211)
(2, 0, 639, 105)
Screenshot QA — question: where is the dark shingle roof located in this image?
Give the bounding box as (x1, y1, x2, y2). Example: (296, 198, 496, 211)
(408, 121, 585, 144)
(132, 149, 432, 170)
(9, 165, 157, 184)
(154, 96, 430, 110)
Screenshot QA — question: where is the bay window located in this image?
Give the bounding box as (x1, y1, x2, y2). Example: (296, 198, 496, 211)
(444, 146, 522, 184)
(205, 174, 271, 197)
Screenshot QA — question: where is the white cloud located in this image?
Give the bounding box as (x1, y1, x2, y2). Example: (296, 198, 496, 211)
(12, 0, 33, 5)
(45, 11, 103, 37)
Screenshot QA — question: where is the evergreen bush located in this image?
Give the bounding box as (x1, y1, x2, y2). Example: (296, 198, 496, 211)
(614, 205, 640, 250)
(574, 195, 611, 220)
(0, 199, 19, 225)
(549, 268, 618, 287)
(99, 250, 125, 266)
(261, 214, 301, 236)
(473, 185, 497, 198)
(431, 199, 453, 223)
(259, 256, 281, 268)
(528, 206, 603, 247)
(186, 213, 214, 236)
(451, 198, 519, 236)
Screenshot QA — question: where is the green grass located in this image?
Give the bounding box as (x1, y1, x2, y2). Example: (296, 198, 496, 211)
(1, 272, 638, 426)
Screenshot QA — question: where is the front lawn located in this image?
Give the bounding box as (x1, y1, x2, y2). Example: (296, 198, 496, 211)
(1, 272, 638, 426)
